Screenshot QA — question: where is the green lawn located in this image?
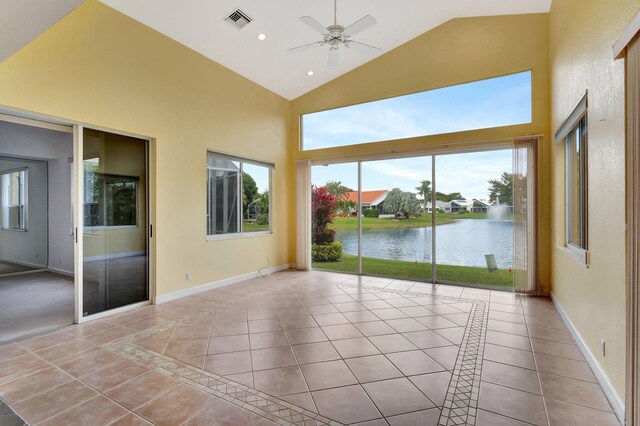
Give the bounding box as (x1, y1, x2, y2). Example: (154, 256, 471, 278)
(313, 254, 514, 287)
(242, 221, 269, 232)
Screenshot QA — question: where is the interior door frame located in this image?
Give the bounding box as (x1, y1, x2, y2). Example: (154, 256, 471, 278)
(73, 124, 156, 324)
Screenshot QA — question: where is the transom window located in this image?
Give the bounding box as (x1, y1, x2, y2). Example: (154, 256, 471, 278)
(207, 152, 272, 238)
(1, 169, 27, 231)
(301, 71, 532, 151)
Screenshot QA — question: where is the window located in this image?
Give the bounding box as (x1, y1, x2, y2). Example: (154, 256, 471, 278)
(301, 71, 532, 151)
(1, 169, 27, 231)
(207, 152, 272, 237)
(556, 93, 588, 259)
(84, 158, 138, 228)
(565, 116, 588, 250)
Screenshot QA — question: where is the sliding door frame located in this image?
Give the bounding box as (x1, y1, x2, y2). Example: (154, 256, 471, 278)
(74, 124, 156, 323)
(308, 137, 540, 291)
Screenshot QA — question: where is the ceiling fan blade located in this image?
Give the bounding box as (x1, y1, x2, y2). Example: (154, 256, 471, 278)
(288, 41, 325, 53)
(342, 15, 377, 37)
(300, 16, 328, 35)
(328, 47, 339, 69)
(345, 40, 383, 55)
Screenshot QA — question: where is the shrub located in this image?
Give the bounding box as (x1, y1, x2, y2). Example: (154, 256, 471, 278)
(312, 186, 338, 244)
(363, 209, 380, 218)
(256, 213, 269, 225)
(312, 241, 343, 262)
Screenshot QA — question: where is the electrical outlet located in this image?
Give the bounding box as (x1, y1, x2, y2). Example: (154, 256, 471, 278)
(185, 272, 192, 281)
(601, 338, 606, 357)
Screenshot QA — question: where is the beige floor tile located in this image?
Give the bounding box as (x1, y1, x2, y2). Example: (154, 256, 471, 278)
(249, 330, 290, 349)
(203, 351, 252, 375)
(321, 324, 364, 340)
(251, 346, 298, 370)
(313, 313, 350, 326)
(485, 330, 532, 351)
(224, 371, 254, 387)
(371, 308, 408, 320)
(345, 355, 403, 383)
(301, 360, 358, 390)
(409, 371, 452, 407)
(280, 316, 318, 330)
(365, 334, 415, 354)
(248, 318, 283, 333)
(433, 327, 464, 345)
(164, 338, 209, 359)
(0, 353, 47, 382)
(535, 353, 596, 382)
(386, 408, 440, 426)
(307, 304, 339, 315)
(476, 409, 532, 425)
(402, 330, 452, 349)
(78, 358, 149, 392)
(387, 350, 445, 376)
(292, 341, 340, 364)
(253, 366, 308, 396)
(481, 360, 541, 394)
(332, 337, 381, 358)
(0, 367, 73, 405)
(544, 397, 620, 426)
(17, 330, 76, 351)
(279, 392, 317, 412)
(12, 380, 98, 425)
(56, 348, 125, 377)
(488, 319, 529, 336)
(39, 395, 129, 426)
(364, 377, 435, 417)
(106, 370, 181, 410)
(170, 324, 212, 341)
(136, 383, 213, 426)
(353, 321, 397, 336)
(483, 343, 536, 370)
(211, 321, 248, 337)
(111, 413, 154, 425)
(0, 344, 29, 362)
(528, 325, 574, 344)
(285, 327, 327, 344)
(83, 327, 135, 345)
(398, 306, 435, 318)
(208, 334, 250, 354)
(415, 315, 459, 329)
(539, 372, 613, 412)
(385, 318, 427, 333)
(488, 310, 526, 324)
(530, 337, 584, 361)
(424, 346, 459, 371)
(312, 385, 381, 424)
(478, 382, 546, 426)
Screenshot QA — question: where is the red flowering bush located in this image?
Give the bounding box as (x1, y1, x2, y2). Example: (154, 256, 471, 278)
(312, 185, 337, 245)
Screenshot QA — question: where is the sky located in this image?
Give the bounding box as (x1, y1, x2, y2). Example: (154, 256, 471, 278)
(306, 71, 530, 200)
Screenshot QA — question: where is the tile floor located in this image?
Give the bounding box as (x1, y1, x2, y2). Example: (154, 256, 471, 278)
(0, 270, 622, 425)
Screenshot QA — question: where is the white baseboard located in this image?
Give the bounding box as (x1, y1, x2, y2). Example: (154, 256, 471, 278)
(0, 257, 47, 269)
(155, 264, 293, 304)
(551, 293, 625, 423)
(47, 267, 73, 277)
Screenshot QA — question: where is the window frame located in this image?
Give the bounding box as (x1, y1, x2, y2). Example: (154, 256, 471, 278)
(556, 92, 589, 264)
(1, 167, 28, 232)
(206, 151, 273, 241)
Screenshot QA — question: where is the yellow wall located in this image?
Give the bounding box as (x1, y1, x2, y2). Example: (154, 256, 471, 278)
(549, 0, 640, 399)
(0, 0, 291, 296)
(290, 13, 552, 292)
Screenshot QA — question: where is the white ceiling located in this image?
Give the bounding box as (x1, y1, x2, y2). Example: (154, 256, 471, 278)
(0, 0, 86, 64)
(1, 0, 552, 100)
(98, 0, 551, 99)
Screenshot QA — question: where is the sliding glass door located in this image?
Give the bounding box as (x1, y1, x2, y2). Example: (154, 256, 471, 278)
(80, 128, 149, 317)
(309, 142, 537, 291)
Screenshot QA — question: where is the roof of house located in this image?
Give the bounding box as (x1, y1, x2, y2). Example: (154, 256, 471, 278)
(344, 190, 388, 204)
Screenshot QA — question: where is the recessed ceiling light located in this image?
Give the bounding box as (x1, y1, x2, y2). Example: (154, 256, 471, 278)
(257, 33, 266, 41)
(307, 71, 314, 76)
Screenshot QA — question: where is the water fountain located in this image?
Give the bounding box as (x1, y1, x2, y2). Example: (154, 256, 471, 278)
(488, 203, 510, 220)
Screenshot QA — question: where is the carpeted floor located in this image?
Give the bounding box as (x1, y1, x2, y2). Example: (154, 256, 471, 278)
(0, 272, 74, 343)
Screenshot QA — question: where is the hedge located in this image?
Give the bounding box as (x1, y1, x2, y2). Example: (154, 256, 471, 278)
(363, 209, 380, 218)
(312, 241, 343, 262)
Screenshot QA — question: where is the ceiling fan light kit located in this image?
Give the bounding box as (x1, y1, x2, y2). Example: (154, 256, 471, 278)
(288, 0, 382, 69)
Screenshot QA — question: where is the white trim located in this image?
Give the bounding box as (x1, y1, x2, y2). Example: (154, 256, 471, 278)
(296, 160, 311, 270)
(77, 300, 152, 324)
(555, 92, 587, 142)
(47, 267, 73, 277)
(614, 9, 640, 59)
(0, 257, 45, 269)
(551, 293, 625, 423)
(207, 231, 272, 241)
(83, 251, 146, 263)
(155, 264, 292, 304)
(0, 269, 48, 278)
(73, 124, 84, 324)
(0, 112, 72, 133)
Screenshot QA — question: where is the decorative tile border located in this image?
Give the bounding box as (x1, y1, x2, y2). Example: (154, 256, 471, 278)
(106, 279, 490, 426)
(438, 299, 488, 426)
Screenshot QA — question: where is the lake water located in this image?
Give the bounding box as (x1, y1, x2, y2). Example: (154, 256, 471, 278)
(335, 219, 514, 268)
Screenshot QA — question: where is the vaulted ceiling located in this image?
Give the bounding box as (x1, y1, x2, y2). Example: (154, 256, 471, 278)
(1, 0, 552, 100)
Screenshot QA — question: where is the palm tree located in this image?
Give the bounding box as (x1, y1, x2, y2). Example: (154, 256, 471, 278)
(415, 180, 431, 212)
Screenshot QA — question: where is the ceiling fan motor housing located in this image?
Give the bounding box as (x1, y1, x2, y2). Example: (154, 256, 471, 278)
(324, 25, 347, 46)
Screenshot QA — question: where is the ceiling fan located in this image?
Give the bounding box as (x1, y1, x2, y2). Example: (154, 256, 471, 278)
(288, 0, 382, 69)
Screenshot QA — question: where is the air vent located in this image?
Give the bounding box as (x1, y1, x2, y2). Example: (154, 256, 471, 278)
(225, 9, 252, 30)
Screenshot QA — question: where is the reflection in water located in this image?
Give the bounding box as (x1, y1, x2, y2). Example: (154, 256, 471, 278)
(336, 219, 513, 268)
